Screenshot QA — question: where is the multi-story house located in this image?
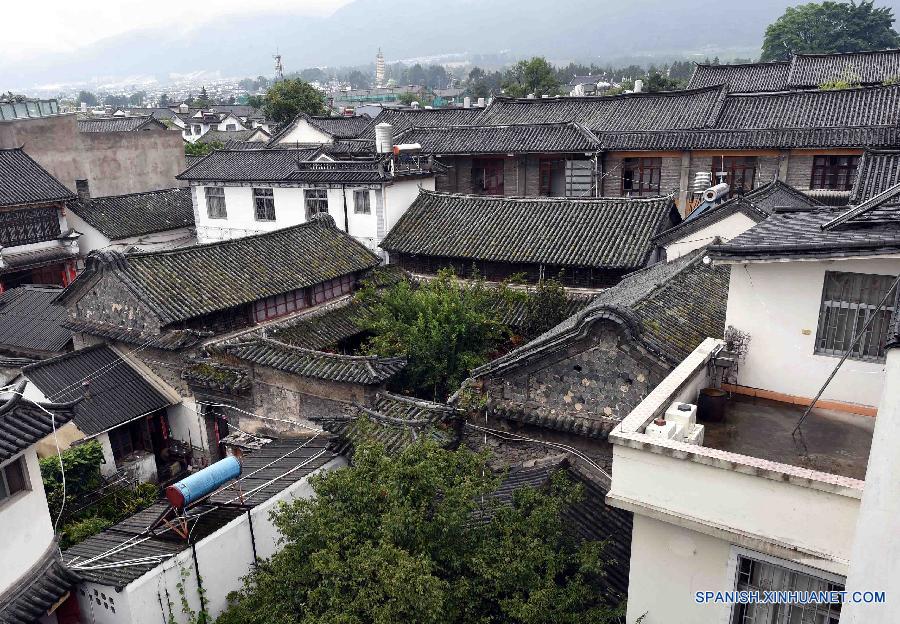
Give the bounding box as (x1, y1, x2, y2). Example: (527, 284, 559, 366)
(0, 386, 82, 624)
(178, 148, 436, 252)
(0, 98, 185, 198)
(0, 148, 80, 292)
(605, 175, 900, 623)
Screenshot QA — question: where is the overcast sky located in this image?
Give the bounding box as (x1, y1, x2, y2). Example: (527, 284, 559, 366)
(5, 0, 352, 62)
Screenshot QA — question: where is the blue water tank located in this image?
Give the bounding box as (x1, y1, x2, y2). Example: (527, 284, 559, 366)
(165, 456, 241, 509)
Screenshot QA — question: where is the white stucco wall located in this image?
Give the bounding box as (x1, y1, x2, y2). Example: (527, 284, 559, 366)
(273, 120, 333, 144)
(0, 449, 55, 591)
(665, 212, 757, 260)
(67, 211, 195, 254)
(842, 346, 900, 623)
(625, 514, 733, 624)
(65, 212, 112, 255)
(383, 177, 434, 234)
(724, 256, 900, 407)
(97, 432, 117, 478)
(167, 399, 210, 457)
(115, 456, 347, 624)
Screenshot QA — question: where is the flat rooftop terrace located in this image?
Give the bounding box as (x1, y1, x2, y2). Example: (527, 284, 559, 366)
(703, 393, 874, 481)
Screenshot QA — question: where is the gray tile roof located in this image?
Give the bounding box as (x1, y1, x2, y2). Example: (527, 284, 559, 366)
(285, 161, 393, 184)
(0, 547, 81, 624)
(0, 148, 74, 208)
(687, 61, 791, 92)
(0, 381, 77, 462)
(850, 149, 900, 203)
(176, 147, 322, 181)
(269, 299, 375, 350)
(477, 87, 725, 133)
(393, 122, 599, 154)
(788, 48, 900, 87)
(0, 285, 72, 357)
(61, 319, 205, 351)
(63, 438, 335, 588)
(77, 116, 168, 132)
(219, 338, 406, 385)
(24, 344, 176, 436)
(710, 201, 900, 262)
(381, 190, 678, 271)
(195, 128, 258, 144)
(358, 107, 485, 139)
(687, 50, 900, 93)
(64, 219, 380, 326)
(323, 392, 461, 456)
(268, 113, 372, 144)
(475, 248, 729, 379)
(69, 187, 194, 240)
(652, 180, 820, 247)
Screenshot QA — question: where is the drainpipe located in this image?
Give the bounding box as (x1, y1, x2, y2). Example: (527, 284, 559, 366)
(341, 185, 350, 233)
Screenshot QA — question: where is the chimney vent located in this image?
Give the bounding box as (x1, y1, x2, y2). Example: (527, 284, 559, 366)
(75, 179, 90, 202)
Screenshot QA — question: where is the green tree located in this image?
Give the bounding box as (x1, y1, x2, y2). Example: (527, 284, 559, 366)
(358, 270, 509, 401)
(761, 1, 900, 61)
(216, 441, 623, 624)
(185, 140, 223, 157)
(195, 86, 212, 108)
(262, 78, 327, 125)
(520, 278, 571, 338)
(159, 93, 170, 107)
(503, 57, 560, 98)
(76, 90, 98, 107)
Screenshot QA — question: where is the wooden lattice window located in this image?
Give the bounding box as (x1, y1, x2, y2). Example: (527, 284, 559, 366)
(712, 156, 757, 196)
(621, 158, 661, 196)
(472, 158, 505, 195)
(305, 189, 328, 219)
(0, 207, 61, 247)
(810, 155, 860, 191)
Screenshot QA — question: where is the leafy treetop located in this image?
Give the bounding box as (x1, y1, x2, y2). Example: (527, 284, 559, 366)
(263, 78, 328, 125)
(761, 0, 900, 61)
(216, 440, 623, 624)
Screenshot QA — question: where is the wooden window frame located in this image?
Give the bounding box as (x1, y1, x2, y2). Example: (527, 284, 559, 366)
(621, 157, 662, 196)
(810, 155, 860, 191)
(205, 187, 227, 219)
(815, 271, 897, 362)
(712, 156, 757, 196)
(0, 456, 29, 502)
(353, 189, 371, 214)
(538, 158, 566, 196)
(304, 188, 329, 219)
(471, 158, 505, 196)
(253, 187, 276, 221)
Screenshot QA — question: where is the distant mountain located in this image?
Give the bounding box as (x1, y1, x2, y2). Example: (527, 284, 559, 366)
(8, 0, 900, 89)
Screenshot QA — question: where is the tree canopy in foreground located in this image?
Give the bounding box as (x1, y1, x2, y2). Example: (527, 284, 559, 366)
(216, 441, 623, 624)
(761, 1, 900, 62)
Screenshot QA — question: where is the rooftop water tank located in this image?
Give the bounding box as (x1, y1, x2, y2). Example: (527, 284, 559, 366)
(702, 183, 730, 203)
(375, 123, 394, 154)
(165, 456, 241, 509)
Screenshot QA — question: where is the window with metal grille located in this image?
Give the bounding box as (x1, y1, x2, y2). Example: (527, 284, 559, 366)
(205, 187, 227, 219)
(815, 271, 897, 362)
(253, 187, 276, 221)
(0, 456, 28, 502)
(712, 156, 757, 196)
(305, 188, 329, 219)
(354, 190, 371, 214)
(731, 555, 843, 624)
(810, 155, 860, 191)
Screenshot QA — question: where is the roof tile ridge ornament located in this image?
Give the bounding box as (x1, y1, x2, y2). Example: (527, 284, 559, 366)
(704, 84, 730, 128)
(85, 249, 129, 272)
